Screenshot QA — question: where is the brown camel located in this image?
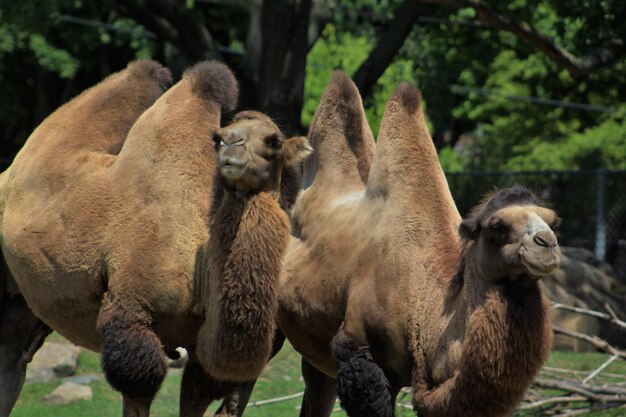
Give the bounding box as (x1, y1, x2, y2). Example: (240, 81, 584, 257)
(196, 110, 312, 382)
(277, 72, 560, 417)
(0, 60, 301, 417)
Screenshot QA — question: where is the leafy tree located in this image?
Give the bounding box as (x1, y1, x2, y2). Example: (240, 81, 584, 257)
(0, 0, 625, 174)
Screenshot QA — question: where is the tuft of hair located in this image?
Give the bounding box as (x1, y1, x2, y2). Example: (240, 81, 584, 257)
(470, 185, 539, 221)
(332, 333, 394, 417)
(232, 110, 267, 123)
(329, 71, 359, 103)
(98, 307, 168, 399)
(184, 61, 239, 111)
(127, 60, 172, 91)
(389, 83, 422, 114)
(460, 185, 540, 241)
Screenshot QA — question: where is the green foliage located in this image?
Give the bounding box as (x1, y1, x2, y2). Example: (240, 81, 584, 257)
(303, 24, 419, 137)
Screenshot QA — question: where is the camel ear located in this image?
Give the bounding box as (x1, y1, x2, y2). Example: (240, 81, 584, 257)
(459, 218, 480, 240)
(284, 136, 313, 166)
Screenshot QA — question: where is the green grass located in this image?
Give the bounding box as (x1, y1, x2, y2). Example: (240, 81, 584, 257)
(11, 340, 626, 417)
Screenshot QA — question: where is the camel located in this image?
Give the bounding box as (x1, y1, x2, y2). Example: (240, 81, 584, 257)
(277, 72, 560, 417)
(0, 60, 304, 417)
(196, 110, 312, 382)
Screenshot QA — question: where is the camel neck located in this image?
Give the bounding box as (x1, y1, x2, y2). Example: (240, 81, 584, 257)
(415, 247, 552, 417)
(199, 186, 290, 380)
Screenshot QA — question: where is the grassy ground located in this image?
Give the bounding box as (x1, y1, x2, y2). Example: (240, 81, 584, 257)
(11, 336, 626, 417)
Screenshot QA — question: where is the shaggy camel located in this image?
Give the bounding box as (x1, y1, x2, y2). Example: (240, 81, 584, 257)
(277, 72, 560, 417)
(196, 110, 312, 382)
(0, 60, 301, 417)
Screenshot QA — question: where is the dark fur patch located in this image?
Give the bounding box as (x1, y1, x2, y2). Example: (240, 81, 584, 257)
(184, 61, 239, 111)
(279, 164, 302, 211)
(127, 60, 172, 91)
(326, 70, 371, 183)
(390, 83, 421, 114)
(331, 335, 394, 417)
(98, 307, 167, 399)
(460, 186, 539, 241)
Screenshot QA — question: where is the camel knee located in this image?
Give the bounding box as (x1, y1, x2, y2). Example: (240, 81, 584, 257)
(331, 332, 393, 417)
(97, 305, 167, 399)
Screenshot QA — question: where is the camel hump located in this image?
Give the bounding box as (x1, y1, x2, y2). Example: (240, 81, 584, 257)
(126, 60, 172, 90)
(303, 71, 375, 191)
(183, 61, 238, 112)
(390, 82, 422, 114)
(366, 83, 460, 219)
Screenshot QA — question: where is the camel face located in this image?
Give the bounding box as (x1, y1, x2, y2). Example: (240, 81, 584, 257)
(460, 186, 561, 280)
(214, 111, 312, 193)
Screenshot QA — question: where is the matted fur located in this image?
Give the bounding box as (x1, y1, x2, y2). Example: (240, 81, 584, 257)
(198, 192, 290, 381)
(184, 61, 238, 112)
(97, 300, 168, 398)
(332, 331, 394, 417)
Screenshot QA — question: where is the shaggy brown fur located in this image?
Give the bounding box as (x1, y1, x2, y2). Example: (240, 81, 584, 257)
(197, 111, 312, 381)
(0, 60, 271, 417)
(278, 73, 559, 417)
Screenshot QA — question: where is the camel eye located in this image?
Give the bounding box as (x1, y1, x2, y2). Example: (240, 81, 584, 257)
(265, 134, 282, 150)
(487, 220, 509, 245)
(212, 132, 223, 148)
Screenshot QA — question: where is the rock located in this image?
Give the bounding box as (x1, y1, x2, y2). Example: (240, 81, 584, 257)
(25, 368, 55, 383)
(542, 247, 626, 351)
(26, 342, 80, 382)
(43, 382, 92, 405)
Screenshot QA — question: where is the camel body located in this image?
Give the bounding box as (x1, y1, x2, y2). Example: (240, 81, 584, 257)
(0, 60, 292, 417)
(278, 74, 557, 417)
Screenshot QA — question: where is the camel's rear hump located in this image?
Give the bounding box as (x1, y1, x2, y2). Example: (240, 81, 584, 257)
(303, 71, 375, 191)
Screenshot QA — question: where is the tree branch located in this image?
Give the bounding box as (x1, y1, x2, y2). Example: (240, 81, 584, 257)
(552, 326, 626, 359)
(352, 0, 423, 98)
(552, 303, 626, 330)
(418, 0, 626, 79)
(117, 0, 220, 61)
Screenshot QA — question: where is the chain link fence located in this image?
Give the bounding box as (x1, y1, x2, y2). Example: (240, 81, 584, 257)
(447, 169, 626, 283)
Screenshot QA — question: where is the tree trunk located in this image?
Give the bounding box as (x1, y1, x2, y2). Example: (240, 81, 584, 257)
(242, 0, 313, 134)
(352, 0, 422, 99)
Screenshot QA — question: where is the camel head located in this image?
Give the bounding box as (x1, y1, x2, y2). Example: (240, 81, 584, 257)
(214, 111, 312, 194)
(459, 186, 561, 281)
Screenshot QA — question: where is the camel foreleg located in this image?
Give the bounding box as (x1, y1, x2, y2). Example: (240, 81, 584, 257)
(299, 359, 337, 417)
(0, 293, 51, 417)
(331, 329, 394, 417)
(97, 299, 167, 417)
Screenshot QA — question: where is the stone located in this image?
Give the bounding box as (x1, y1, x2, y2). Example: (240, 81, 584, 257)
(43, 382, 92, 405)
(26, 342, 80, 382)
(542, 247, 626, 351)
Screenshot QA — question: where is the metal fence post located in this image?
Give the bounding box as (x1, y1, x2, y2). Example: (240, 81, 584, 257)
(595, 168, 607, 260)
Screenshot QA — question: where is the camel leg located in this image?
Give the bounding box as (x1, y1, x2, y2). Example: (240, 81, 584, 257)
(180, 349, 243, 417)
(0, 293, 51, 417)
(331, 329, 394, 417)
(299, 359, 337, 417)
(212, 329, 287, 417)
(97, 300, 167, 417)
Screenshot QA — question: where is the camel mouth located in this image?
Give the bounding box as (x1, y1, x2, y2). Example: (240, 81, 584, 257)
(218, 158, 248, 179)
(519, 245, 560, 277)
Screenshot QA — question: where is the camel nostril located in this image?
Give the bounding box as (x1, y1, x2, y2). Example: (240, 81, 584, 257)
(533, 233, 557, 248)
